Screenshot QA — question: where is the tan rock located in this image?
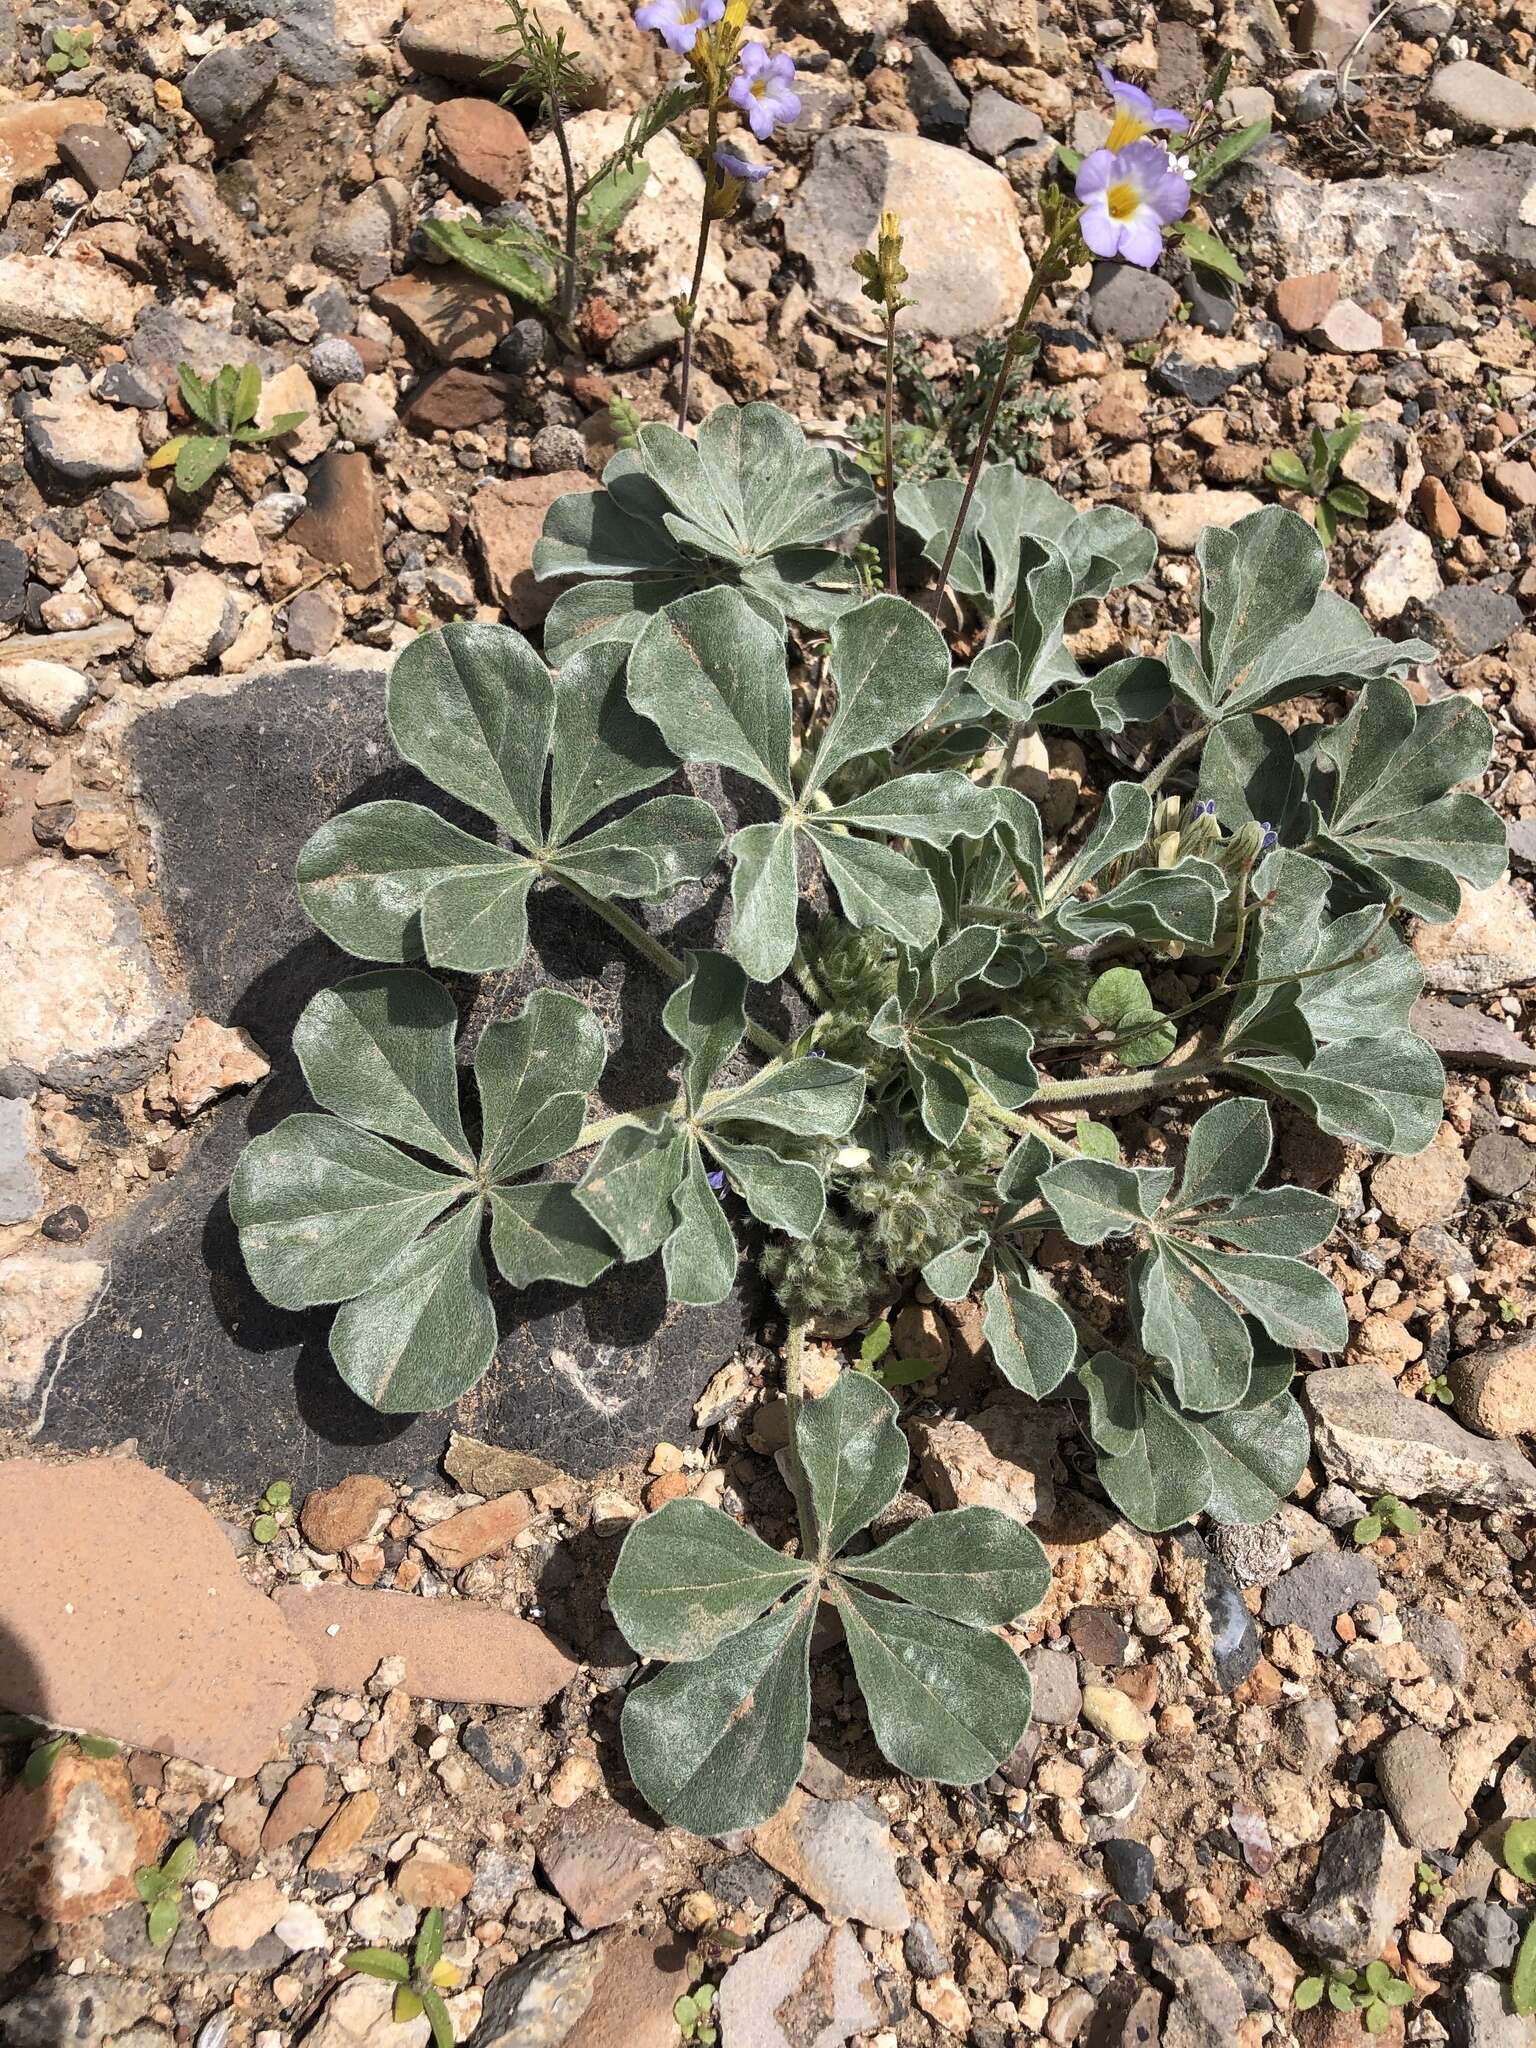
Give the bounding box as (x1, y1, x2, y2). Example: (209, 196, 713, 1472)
(1451, 1336, 1536, 1439)
(371, 269, 519, 365)
(145, 571, 240, 681)
(274, 1583, 577, 1706)
(0, 1750, 165, 1925)
(309, 1789, 380, 1871)
(400, 0, 628, 102)
(0, 658, 93, 736)
(0, 1458, 316, 1776)
(301, 1473, 394, 1554)
(539, 1799, 667, 1929)
(1413, 880, 1536, 998)
(0, 1253, 106, 1405)
(434, 97, 532, 203)
(261, 1761, 333, 1852)
(165, 1015, 270, 1116)
(1272, 271, 1340, 335)
(0, 254, 151, 349)
(570, 1931, 694, 2048)
(206, 1874, 286, 1950)
(396, 1841, 473, 1906)
(1034, 1487, 1158, 1632)
(0, 97, 107, 210)
(1138, 488, 1265, 552)
(911, 1397, 1063, 1526)
(469, 469, 599, 628)
(1371, 1121, 1468, 1233)
(417, 1492, 531, 1570)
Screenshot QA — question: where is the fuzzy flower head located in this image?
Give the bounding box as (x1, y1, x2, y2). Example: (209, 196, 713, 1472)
(730, 41, 800, 140)
(1098, 64, 1190, 150)
(1075, 139, 1190, 269)
(634, 0, 723, 56)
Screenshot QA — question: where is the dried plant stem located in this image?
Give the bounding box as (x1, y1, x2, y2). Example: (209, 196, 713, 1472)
(674, 111, 719, 432)
(552, 95, 580, 325)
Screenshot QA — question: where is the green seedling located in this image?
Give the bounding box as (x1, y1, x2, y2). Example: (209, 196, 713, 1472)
(852, 1316, 942, 1392)
(1423, 1372, 1453, 1407)
(1353, 1494, 1420, 1546)
(1, 1717, 117, 1784)
(1415, 1858, 1444, 1899)
(343, 1907, 458, 2046)
(46, 25, 95, 71)
(148, 363, 306, 495)
(1295, 1961, 1412, 2034)
(136, 1837, 196, 1948)
(252, 1478, 293, 1545)
(1265, 415, 1370, 546)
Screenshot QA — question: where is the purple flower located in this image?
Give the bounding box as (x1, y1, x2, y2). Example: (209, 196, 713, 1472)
(634, 0, 723, 56)
(1259, 821, 1279, 852)
(705, 1167, 727, 1193)
(1098, 64, 1189, 150)
(713, 144, 772, 183)
(1194, 798, 1217, 818)
(1075, 139, 1189, 269)
(729, 42, 801, 141)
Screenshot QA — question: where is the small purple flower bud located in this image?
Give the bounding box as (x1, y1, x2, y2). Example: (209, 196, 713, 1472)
(713, 144, 772, 184)
(1194, 798, 1218, 818)
(1259, 822, 1279, 852)
(706, 1168, 727, 1193)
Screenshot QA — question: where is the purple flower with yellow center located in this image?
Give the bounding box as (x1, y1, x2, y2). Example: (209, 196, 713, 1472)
(634, 0, 723, 56)
(1098, 64, 1189, 150)
(730, 42, 801, 140)
(714, 143, 772, 184)
(1075, 139, 1190, 269)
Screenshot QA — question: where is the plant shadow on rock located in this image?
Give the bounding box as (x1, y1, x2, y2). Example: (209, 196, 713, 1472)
(40, 663, 788, 1489)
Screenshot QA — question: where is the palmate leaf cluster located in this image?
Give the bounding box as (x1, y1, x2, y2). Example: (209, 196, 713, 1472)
(230, 399, 1504, 1834)
(607, 1370, 1049, 1834)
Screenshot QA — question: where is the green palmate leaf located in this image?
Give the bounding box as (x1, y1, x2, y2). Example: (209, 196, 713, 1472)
(576, 1121, 686, 1261)
(1227, 1035, 1442, 1155)
(475, 991, 604, 1180)
(665, 950, 748, 1112)
(1174, 1241, 1347, 1352)
(1197, 713, 1304, 839)
(1038, 1158, 1173, 1245)
(620, 1590, 817, 1836)
(840, 1505, 1049, 1626)
(294, 970, 472, 1169)
(983, 1261, 1078, 1399)
(1198, 1370, 1310, 1526)
(715, 1057, 865, 1139)
(810, 827, 942, 952)
(390, 619, 553, 842)
(727, 820, 801, 981)
(835, 1582, 1032, 1784)
(487, 1183, 615, 1289)
(662, 1141, 739, 1306)
(608, 1498, 811, 1660)
(1174, 1095, 1269, 1208)
(628, 587, 794, 797)
(1137, 1243, 1253, 1412)
(795, 1370, 909, 1565)
(1087, 965, 1176, 1071)
(804, 596, 951, 792)
(823, 772, 998, 847)
(1049, 782, 1153, 900)
(702, 1135, 824, 1238)
(330, 1199, 495, 1412)
(422, 215, 559, 305)
(1306, 676, 1505, 920)
(1089, 1365, 1214, 1531)
(1054, 859, 1227, 947)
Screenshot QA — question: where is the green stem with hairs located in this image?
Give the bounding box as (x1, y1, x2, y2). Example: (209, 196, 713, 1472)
(1141, 723, 1210, 798)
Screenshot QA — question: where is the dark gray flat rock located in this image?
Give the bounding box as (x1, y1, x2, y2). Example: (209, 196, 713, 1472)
(38, 661, 784, 1489)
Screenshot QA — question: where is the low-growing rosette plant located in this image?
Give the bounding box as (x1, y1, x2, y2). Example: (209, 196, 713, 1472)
(229, 37, 1504, 1831)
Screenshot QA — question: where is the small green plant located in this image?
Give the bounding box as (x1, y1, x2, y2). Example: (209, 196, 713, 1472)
(1295, 1962, 1412, 2034)
(853, 1316, 942, 1392)
(46, 24, 95, 72)
(148, 364, 307, 495)
(849, 333, 1071, 487)
(1353, 1494, 1420, 1546)
(0, 1717, 118, 1784)
(136, 1838, 196, 1949)
(343, 1907, 458, 2046)
(1423, 1372, 1453, 1407)
(674, 1978, 717, 2045)
(1502, 1819, 1536, 2015)
(252, 1478, 293, 1544)
(1265, 416, 1370, 546)
(1500, 1297, 1528, 1327)
(608, 393, 642, 451)
(1415, 1858, 1444, 1899)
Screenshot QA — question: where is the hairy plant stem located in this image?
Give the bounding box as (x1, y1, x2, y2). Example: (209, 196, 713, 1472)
(881, 310, 900, 596)
(1030, 1049, 1225, 1110)
(551, 94, 580, 326)
(927, 217, 1073, 622)
(674, 108, 719, 432)
(1140, 723, 1210, 798)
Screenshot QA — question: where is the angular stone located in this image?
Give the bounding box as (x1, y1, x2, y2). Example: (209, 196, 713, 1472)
(0, 96, 107, 205)
(262, 1762, 334, 1852)
(403, 365, 518, 431)
(924, 0, 1036, 59)
(372, 270, 519, 365)
(1467, 1133, 1535, 1200)
(471, 1936, 605, 2047)
(288, 450, 386, 589)
(752, 1787, 909, 1932)
(145, 570, 240, 681)
(182, 41, 279, 143)
(1306, 1366, 1536, 1510)
(715, 1915, 878, 2048)
(0, 1751, 164, 1926)
(302, 1473, 394, 1553)
(1371, 1121, 1467, 1232)
(313, 180, 408, 284)
(164, 1015, 270, 1116)
(785, 130, 1032, 341)
(1261, 1548, 1380, 1653)
(310, 1975, 430, 2048)
(0, 1101, 40, 1227)
(20, 389, 144, 498)
(1360, 520, 1441, 623)
(1150, 1934, 1246, 2048)
(417, 1492, 532, 1570)
(0, 1974, 156, 2048)
(1087, 261, 1179, 344)
(0, 658, 92, 734)
(206, 1874, 287, 1950)
(0, 1457, 316, 1774)
(539, 1800, 666, 1929)
(276, 1584, 576, 1705)
(909, 1399, 1062, 1525)
(400, 0, 620, 100)
(1287, 1809, 1414, 1965)
(1414, 881, 1536, 997)
(967, 87, 1044, 158)
(1411, 998, 1536, 1074)
(1272, 270, 1340, 333)
(1152, 334, 1265, 405)
(0, 1253, 106, 1409)
(1425, 585, 1525, 662)
(0, 861, 184, 1092)
(1427, 61, 1536, 139)
(445, 1433, 563, 1497)
(37, 664, 755, 1486)
(1377, 1726, 1464, 1851)
(435, 97, 532, 203)
(0, 256, 153, 349)
(1138, 489, 1264, 552)
(469, 469, 600, 627)
(309, 1788, 381, 1870)
(1451, 1336, 1536, 1439)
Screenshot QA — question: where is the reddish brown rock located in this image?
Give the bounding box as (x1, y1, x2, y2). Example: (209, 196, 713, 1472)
(1416, 475, 1461, 544)
(309, 1789, 381, 1871)
(0, 1459, 315, 1777)
(0, 1750, 165, 1924)
(288, 450, 386, 591)
(468, 469, 599, 628)
(396, 1841, 474, 1907)
(402, 365, 518, 432)
(0, 97, 108, 209)
(371, 269, 519, 364)
(417, 1492, 531, 1570)
(1272, 271, 1339, 335)
(301, 1473, 394, 1554)
(274, 1583, 578, 1707)
(261, 1762, 334, 1853)
(578, 1932, 693, 2048)
(540, 1800, 668, 1929)
(434, 97, 532, 203)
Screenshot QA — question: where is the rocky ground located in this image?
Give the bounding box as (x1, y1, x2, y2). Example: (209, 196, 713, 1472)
(2, 0, 1536, 2040)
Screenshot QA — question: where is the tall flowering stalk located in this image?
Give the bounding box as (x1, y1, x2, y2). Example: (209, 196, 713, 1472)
(852, 212, 913, 596)
(633, 0, 800, 429)
(928, 69, 1190, 619)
